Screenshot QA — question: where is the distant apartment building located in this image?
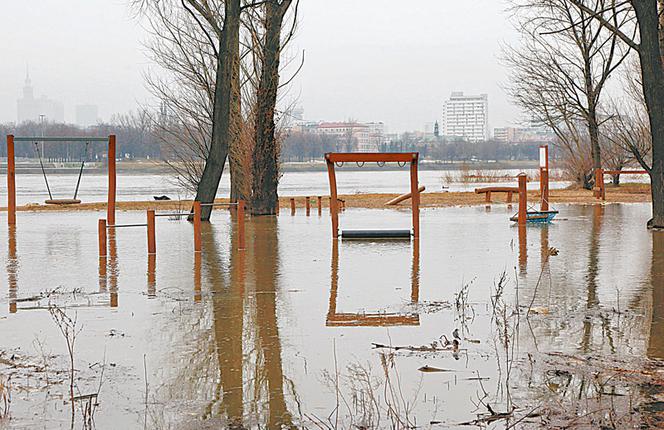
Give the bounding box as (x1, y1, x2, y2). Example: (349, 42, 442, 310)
(493, 126, 555, 143)
(442, 92, 488, 142)
(75, 104, 99, 127)
(17, 71, 64, 123)
(312, 121, 384, 151)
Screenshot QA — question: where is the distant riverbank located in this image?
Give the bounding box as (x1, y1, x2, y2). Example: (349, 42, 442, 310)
(0, 158, 540, 174)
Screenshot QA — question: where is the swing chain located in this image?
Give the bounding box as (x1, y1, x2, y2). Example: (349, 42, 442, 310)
(377, 161, 385, 167)
(34, 141, 54, 200)
(335, 161, 344, 167)
(398, 161, 407, 167)
(356, 161, 365, 167)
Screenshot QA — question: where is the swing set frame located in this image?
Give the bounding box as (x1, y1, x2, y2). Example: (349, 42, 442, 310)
(6, 134, 117, 225)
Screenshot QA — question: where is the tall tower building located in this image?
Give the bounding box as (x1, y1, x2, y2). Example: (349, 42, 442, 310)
(442, 92, 489, 142)
(17, 69, 64, 123)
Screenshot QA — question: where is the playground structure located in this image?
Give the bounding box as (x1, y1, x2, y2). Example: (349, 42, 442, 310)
(97, 201, 246, 257)
(509, 145, 558, 224)
(6, 134, 117, 225)
(593, 168, 648, 200)
(385, 186, 426, 206)
(325, 152, 420, 239)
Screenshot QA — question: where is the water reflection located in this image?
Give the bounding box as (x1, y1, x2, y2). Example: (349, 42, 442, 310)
(200, 218, 295, 428)
(326, 239, 420, 326)
(108, 229, 118, 307)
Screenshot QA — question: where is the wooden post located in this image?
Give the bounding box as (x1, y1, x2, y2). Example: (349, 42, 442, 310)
(276, 197, 280, 215)
(326, 156, 339, 239)
(305, 196, 310, 216)
(147, 254, 156, 297)
(597, 168, 606, 200)
(507, 191, 513, 203)
(290, 198, 295, 215)
(238, 200, 246, 250)
(410, 154, 420, 238)
(485, 191, 492, 203)
(98, 219, 107, 257)
(107, 135, 116, 225)
(7, 135, 16, 225)
(194, 253, 202, 303)
(518, 173, 527, 225)
(193, 201, 202, 252)
(147, 209, 156, 255)
(539, 145, 549, 211)
(317, 196, 322, 215)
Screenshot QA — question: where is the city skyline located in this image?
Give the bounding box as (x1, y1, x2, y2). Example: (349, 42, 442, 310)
(0, 0, 522, 133)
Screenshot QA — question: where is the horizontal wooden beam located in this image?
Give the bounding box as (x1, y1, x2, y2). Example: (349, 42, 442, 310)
(325, 152, 418, 163)
(12, 136, 110, 142)
(474, 187, 519, 194)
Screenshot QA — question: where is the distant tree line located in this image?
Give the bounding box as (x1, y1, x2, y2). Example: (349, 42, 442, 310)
(281, 130, 549, 162)
(0, 111, 161, 162)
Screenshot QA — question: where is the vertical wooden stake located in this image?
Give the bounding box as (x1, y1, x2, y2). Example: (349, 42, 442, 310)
(326, 156, 339, 239)
(410, 154, 420, 238)
(238, 200, 246, 250)
(305, 196, 310, 216)
(147, 209, 156, 255)
(7, 135, 16, 225)
(518, 174, 527, 225)
(98, 219, 107, 257)
(107, 135, 116, 225)
(290, 198, 295, 215)
(540, 145, 549, 211)
(193, 201, 202, 252)
(317, 196, 322, 215)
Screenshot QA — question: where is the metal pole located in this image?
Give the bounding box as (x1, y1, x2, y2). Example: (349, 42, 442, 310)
(107, 135, 116, 225)
(193, 201, 202, 252)
(7, 135, 16, 225)
(238, 200, 246, 250)
(147, 209, 156, 255)
(98, 219, 107, 257)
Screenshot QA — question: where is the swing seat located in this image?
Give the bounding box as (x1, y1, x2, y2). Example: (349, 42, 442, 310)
(45, 199, 81, 205)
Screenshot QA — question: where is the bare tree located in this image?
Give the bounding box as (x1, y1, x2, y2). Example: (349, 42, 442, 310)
(504, 0, 630, 188)
(566, 0, 664, 227)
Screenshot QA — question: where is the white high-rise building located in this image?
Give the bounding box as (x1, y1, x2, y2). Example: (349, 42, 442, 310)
(442, 92, 488, 142)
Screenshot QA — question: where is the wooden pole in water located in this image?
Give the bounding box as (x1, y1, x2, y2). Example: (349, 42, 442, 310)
(326, 156, 339, 238)
(597, 168, 606, 200)
(147, 209, 156, 255)
(305, 196, 310, 216)
(410, 153, 420, 238)
(290, 198, 296, 215)
(518, 173, 527, 225)
(98, 219, 107, 257)
(238, 200, 246, 250)
(107, 135, 117, 225)
(7, 135, 16, 225)
(317, 196, 322, 215)
(539, 145, 549, 211)
(385, 185, 426, 206)
(193, 201, 202, 252)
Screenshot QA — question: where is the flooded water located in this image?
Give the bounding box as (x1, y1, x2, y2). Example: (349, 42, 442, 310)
(1, 168, 567, 206)
(1, 203, 662, 428)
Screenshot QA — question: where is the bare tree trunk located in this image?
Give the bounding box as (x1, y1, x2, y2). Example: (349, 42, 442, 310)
(229, 54, 248, 203)
(634, 1, 664, 228)
(194, 0, 241, 220)
(251, 0, 292, 215)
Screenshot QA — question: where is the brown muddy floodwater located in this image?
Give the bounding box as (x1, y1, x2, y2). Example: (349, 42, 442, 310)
(1, 203, 663, 429)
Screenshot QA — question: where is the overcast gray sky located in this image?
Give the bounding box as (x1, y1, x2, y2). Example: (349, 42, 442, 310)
(1, 0, 521, 133)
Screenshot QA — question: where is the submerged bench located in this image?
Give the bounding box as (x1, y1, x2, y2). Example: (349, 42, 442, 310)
(474, 187, 519, 203)
(341, 229, 411, 240)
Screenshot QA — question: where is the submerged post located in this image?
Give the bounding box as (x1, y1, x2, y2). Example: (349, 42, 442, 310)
(518, 173, 527, 225)
(238, 200, 246, 250)
(596, 168, 606, 200)
(108, 135, 116, 225)
(317, 196, 322, 215)
(193, 201, 202, 252)
(7, 135, 16, 225)
(539, 145, 549, 211)
(290, 198, 295, 215)
(410, 153, 420, 238)
(147, 209, 156, 255)
(98, 219, 107, 257)
(305, 196, 311, 216)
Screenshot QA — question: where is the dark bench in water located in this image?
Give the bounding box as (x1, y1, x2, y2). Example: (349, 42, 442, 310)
(341, 229, 412, 239)
(510, 210, 559, 223)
